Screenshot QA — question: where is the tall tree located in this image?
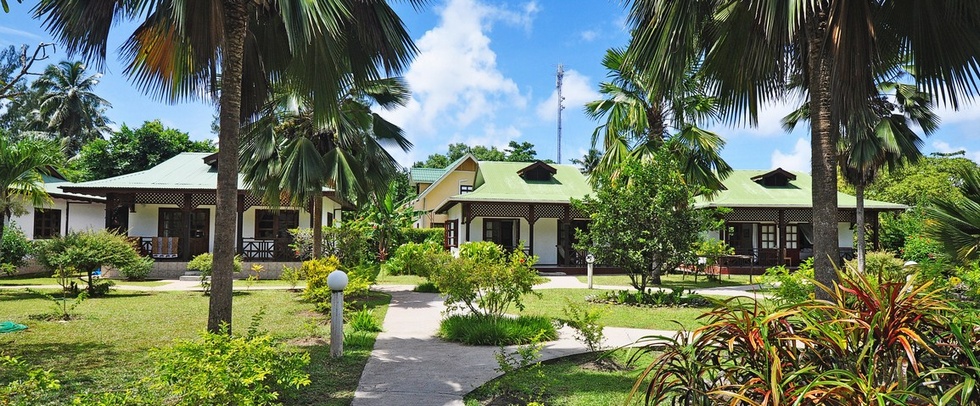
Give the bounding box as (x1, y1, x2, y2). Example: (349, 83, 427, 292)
(0, 44, 53, 102)
(31, 61, 112, 155)
(241, 77, 412, 257)
(925, 166, 980, 264)
(75, 120, 215, 181)
(413, 141, 543, 168)
(625, 1, 980, 295)
(585, 48, 731, 192)
(0, 134, 64, 249)
(35, 0, 418, 333)
(570, 148, 602, 174)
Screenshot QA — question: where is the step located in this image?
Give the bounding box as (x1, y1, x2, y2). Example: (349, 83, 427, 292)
(179, 275, 209, 282)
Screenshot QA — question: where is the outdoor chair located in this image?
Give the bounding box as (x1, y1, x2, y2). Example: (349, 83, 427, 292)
(151, 237, 179, 259)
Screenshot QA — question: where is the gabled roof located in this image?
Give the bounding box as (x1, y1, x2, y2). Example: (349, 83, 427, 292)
(409, 167, 447, 184)
(697, 169, 906, 210)
(43, 175, 104, 203)
(516, 160, 557, 177)
(750, 167, 796, 183)
(60, 153, 341, 203)
(411, 154, 479, 204)
(436, 161, 592, 213)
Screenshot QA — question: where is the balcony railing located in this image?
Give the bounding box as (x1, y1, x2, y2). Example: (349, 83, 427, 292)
(241, 238, 298, 262)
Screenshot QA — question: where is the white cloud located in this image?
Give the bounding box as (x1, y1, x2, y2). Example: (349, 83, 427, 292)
(712, 98, 804, 138)
(580, 30, 598, 42)
(389, 0, 531, 134)
(932, 140, 980, 163)
(770, 138, 811, 172)
(935, 102, 980, 125)
(0, 25, 41, 40)
(535, 69, 600, 121)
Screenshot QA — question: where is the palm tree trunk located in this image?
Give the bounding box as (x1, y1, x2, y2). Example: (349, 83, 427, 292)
(807, 12, 841, 300)
(312, 196, 322, 259)
(208, 0, 248, 335)
(856, 182, 866, 274)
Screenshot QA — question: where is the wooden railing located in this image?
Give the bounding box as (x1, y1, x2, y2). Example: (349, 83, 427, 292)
(241, 238, 298, 261)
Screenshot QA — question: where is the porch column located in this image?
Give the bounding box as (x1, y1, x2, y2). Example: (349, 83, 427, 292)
(870, 210, 881, 251)
(527, 204, 535, 256)
(778, 209, 786, 265)
(104, 193, 117, 229)
(181, 194, 193, 261)
(236, 195, 245, 256)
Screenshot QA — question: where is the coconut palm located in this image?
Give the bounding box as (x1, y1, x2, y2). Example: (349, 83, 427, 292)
(31, 61, 111, 156)
(925, 166, 980, 264)
(569, 148, 602, 175)
(585, 47, 731, 193)
(624, 0, 980, 294)
(0, 134, 64, 249)
(785, 77, 937, 273)
(241, 77, 412, 257)
(34, 0, 418, 333)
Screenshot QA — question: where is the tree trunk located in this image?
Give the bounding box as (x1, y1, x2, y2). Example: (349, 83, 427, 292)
(208, 0, 248, 335)
(806, 11, 841, 300)
(312, 196, 322, 259)
(856, 182, 866, 274)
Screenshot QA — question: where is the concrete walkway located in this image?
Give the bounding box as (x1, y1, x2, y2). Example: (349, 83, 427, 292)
(353, 285, 674, 406)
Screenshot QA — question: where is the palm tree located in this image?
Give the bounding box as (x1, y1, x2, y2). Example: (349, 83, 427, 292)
(241, 77, 412, 258)
(785, 78, 937, 273)
(569, 148, 602, 175)
(925, 166, 980, 264)
(624, 1, 980, 295)
(585, 48, 731, 193)
(31, 61, 112, 156)
(0, 134, 64, 249)
(34, 0, 418, 333)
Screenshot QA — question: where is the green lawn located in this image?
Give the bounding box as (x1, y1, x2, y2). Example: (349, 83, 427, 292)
(514, 288, 709, 330)
(0, 288, 389, 405)
(232, 278, 307, 288)
(577, 273, 756, 289)
(374, 273, 427, 285)
(0, 274, 170, 287)
(465, 349, 654, 406)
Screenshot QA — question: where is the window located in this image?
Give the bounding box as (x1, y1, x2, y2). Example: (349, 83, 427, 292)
(33, 209, 61, 239)
(483, 219, 518, 250)
(459, 184, 473, 194)
(158, 209, 210, 238)
(785, 225, 799, 249)
(255, 209, 299, 238)
(760, 224, 777, 249)
(444, 220, 458, 249)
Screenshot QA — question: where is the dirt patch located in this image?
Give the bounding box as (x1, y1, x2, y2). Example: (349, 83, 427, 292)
(287, 337, 327, 347)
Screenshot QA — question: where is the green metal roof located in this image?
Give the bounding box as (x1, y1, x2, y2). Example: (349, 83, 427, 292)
(409, 167, 447, 184)
(41, 175, 104, 202)
(696, 169, 907, 210)
(60, 152, 336, 197)
(436, 161, 592, 212)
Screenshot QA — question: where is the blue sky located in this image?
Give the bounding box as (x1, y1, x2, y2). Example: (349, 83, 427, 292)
(3, 0, 979, 170)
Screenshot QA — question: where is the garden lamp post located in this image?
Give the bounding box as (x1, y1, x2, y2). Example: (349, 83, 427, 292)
(327, 270, 348, 358)
(586, 254, 595, 289)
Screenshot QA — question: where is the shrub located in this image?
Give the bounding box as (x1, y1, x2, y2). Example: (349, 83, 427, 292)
(0, 354, 62, 405)
(400, 227, 444, 245)
(348, 306, 382, 332)
(187, 253, 242, 294)
(301, 256, 342, 311)
(1, 225, 32, 269)
(34, 229, 143, 296)
(761, 258, 814, 306)
(588, 287, 708, 307)
(430, 242, 539, 318)
(561, 299, 606, 353)
(344, 263, 378, 298)
(902, 234, 947, 263)
(413, 281, 440, 293)
(844, 251, 906, 283)
(151, 328, 310, 405)
(279, 265, 301, 291)
(118, 256, 154, 280)
(382, 241, 450, 277)
(438, 314, 557, 346)
(289, 226, 371, 265)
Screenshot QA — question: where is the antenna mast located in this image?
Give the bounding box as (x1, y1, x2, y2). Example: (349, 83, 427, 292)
(556, 64, 564, 164)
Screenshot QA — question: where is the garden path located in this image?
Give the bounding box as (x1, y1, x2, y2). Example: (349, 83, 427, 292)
(352, 285, 673, 406)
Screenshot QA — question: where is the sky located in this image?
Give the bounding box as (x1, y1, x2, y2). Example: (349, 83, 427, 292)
(2, 0, 979, 171)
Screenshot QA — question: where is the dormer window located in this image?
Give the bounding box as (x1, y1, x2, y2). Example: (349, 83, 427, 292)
(751, 168, 797, 187)
(517, 161, 557, 181)
(460, 184, 473, 194)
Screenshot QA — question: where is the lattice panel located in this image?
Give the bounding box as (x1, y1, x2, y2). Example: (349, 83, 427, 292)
(192, 194, 216, 207)
(570, 208, 588, 219)
(469, 203, 530, 221)
(533, 204, 566, 222)
(784, 209, 811, 222)
(724, 209, 778, 222)
(134, 192, 184, 206)
(838, 209, 856, 222)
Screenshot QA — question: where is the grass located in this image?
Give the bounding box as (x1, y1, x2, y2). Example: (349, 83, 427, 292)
(0, 274, 171, 287)
(232, 278, 307, 287)
(515, 288, 710, 330)
(438, 314, 558, 346)
(465, 348, 655, 406)
(0, 288, 390, 405)
(578, 273, 756, 289)
(374, 273, 427, 285)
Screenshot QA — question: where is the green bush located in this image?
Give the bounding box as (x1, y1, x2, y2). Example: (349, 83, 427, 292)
(279, 265, 301, 290)
(34, 229, 143, 296)
(300, 256, 342, 311)
(289, 225, 371, 265)
(344, 263, 378, 298)
(382, 241, 450, 277)
(0, 353, 62, 404)
(1, 225, 32, 269)
(845, 251, 907, 283)
(438, 314, 557, 346)
(118, 256, 154, 280)
(400, 227, 444, 245)
(413, 281, 440, 293)
(430, 242, 539, 318)
(561, 299, 606, 353)
(901, 234, 947, 263)
(761, 258, 814, 306)
(151, 328, 310, 405)
(348, 306, 382, 333)
(187, 253, 242, 294)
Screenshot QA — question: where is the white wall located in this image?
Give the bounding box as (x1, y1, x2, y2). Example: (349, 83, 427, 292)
(838, 222, 854, 248)
(8, 197, 105, 239)
(531, 219, 559, 265)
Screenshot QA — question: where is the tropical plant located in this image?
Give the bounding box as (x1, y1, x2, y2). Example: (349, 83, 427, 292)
(33, 229, 143, 296)
(429, 241, 540, 319)
(241, 78, 413, 259)
(289, 225, 371, 265)
(0, 135, 63, 249)
(0, 224, 32, 270)
(382, 241, 450, 278)
(585, 47, 731, 193)
(75, 119, 214, 181)
(573, 154, 708, 289)
(568, 148, 601, 175)
(925, 165, 980, 264)
(29, 61, 111, 155)
(623, 0, 980, 298)
(35, 0, 418, 333)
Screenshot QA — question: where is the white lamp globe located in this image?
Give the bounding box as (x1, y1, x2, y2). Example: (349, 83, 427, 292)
(327, 270, 349, 291)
